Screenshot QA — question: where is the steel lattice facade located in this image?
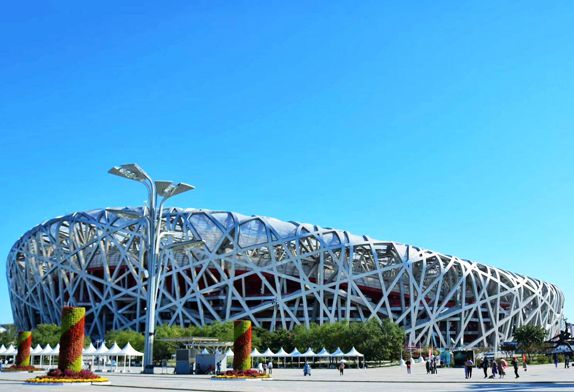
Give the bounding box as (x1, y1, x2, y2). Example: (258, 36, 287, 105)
(7, 208, 564, 348)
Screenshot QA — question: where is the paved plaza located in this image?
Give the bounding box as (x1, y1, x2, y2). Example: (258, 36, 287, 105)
(3, 364, 574, 392)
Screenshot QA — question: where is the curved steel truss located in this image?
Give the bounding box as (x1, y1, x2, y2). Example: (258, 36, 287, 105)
(7, 208, 564, 348)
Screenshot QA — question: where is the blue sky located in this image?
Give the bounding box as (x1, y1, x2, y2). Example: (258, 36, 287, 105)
(1, 2, 573, 326)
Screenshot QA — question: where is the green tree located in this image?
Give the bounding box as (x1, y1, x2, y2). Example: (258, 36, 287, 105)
(255, 328, 295, 352)
(0, 324, 18, 346)
(375, 318, 405, 361)
(195, 322, 234, 341)
(32, 324, 60, 347)
(31, 323, 91, 348)
(105, 330, 144, 352)
(290, 319, 404, 361)
(154, 324, 186, 362)
(514, 324, 547, 359)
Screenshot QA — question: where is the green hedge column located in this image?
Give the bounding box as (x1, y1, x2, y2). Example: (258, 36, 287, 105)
(16, 331, 32, 367)
(58, 306, 85, 372)
(232, 320, 252, 371)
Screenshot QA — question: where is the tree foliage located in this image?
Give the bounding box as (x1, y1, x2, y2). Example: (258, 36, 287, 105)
(150, 322, 235, 361)
(17, 318, 403, 362)
(32, 324, 61, 347)
(31, 323, 91, 348)
(0, 324, 18, 346)
(513, 324, 547, 357)
(105, 329, 145, 352)
(255, 319, 404, 361)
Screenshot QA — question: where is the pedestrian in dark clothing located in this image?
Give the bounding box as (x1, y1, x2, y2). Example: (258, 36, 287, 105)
(338, 361, 345, 376)
(490, 361, 498, 379)
(554, 354, 559, 368)
(512, 357, 519, 378)
(405, 359, 411, 374)
(482, 358, 489, 378)
(425, 360, 430, 374)
(464, 358, 473, 379)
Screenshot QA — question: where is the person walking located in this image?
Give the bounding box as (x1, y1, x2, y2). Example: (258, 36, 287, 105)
(522, 354, 528, 372)
(405, 359, 411, 374)
(425, 359, 431, 374)
(554, 353, 559, 368)
(490, 360, 498, 379)
(498, 359, 506, 378)
(267, 360, 273, 375)
(512, 357, 519, 378)
(338, 360, 345, 375)
(482, 358, 489, 378)
(464, 358, 473, 379)
(303, 361, 311, 376)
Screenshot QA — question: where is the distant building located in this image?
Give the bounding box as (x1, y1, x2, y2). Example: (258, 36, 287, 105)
(7, 207, 564, 348)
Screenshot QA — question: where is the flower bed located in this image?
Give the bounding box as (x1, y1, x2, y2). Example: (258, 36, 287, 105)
(26, 369, 109, 384)
(3, 364, 43, 372)
(212, 369, 271, 380)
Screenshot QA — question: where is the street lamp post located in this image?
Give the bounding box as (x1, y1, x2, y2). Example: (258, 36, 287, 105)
(108, 163, 198, 374)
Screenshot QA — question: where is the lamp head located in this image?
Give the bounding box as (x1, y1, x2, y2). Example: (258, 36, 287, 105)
(108, 164, 150, 182)
(155, 181, 195, 199)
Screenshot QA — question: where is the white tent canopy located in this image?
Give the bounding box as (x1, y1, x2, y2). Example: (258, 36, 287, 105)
(120, 342, 143, 373)
(317, 347, 331, 357)
(262, 348, 275, 357)
(0, 345, 6, 355)
(31, 344, 43, 355)
(301, 347, 316, 357)
(50, 343, 60, 356)
(345, 347, 364, 357)
(40, 344, 53, 356)
(200, 348, 209, 355)
(83, 343, 97, 356)
(120, 343, 143, 356)
(251, 348, 262, 357)
(107, 342, 123, 355)
(225, 348, 234, 357)
(275, 347, 289, 357)
(290, 348, 301, 357)
(331, 347, 345, 356)
(5, 344, 17, 355)
(94, 343, 109, 355)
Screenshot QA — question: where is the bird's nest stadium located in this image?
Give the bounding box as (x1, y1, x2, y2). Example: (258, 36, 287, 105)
(7, 207, 564, 348)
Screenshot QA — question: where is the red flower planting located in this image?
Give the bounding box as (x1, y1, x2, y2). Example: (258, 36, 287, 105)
(16, 331, 32, 367)
(58, 307, 85, 372)
(232, 320, 252, 371)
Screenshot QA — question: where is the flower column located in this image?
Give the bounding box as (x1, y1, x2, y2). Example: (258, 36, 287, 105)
(232, 320, 252, 371)
(16, 331, 32, 367)
(58, 306, 85, 372)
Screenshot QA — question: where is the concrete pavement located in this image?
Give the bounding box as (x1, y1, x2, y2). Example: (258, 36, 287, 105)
(2, 364, 574, 391)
